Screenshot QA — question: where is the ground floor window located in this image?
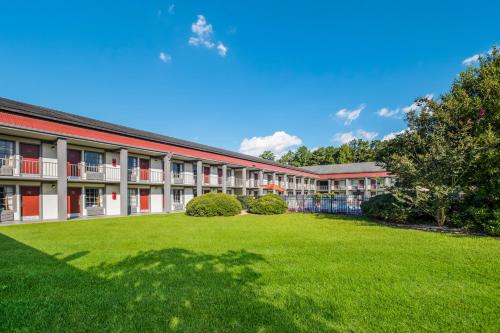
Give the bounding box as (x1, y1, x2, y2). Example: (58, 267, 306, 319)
(85, 188, 102, 208)
(173, 189, 183, 203)
(0, 186, 14, 211)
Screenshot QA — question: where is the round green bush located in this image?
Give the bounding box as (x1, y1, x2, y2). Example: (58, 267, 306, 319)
(236, 195, 256, 210)
(249, 194, 288, 215)
(186, 193, 242, 217)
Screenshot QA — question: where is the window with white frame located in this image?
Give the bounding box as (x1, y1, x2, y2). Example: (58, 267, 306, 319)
(0, 186, 14, 211)
(85, 188, 102, 208)
(0, 140, 14, 163)
(84, 151, 103, 167)
(172, 162, 183, 176)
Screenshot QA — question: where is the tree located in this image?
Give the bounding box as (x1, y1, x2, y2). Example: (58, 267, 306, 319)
(377, 47, 499, 231)
(259, 150, 276, 161)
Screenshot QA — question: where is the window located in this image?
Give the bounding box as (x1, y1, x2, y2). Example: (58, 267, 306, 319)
(0, 186, 14, 211)
(85, 188, 101, 208)
(172, 163, 183, 176)
(193, 188, 197, 197)
(84, 151, 103, 167)
(128, 157, 138, 170)
(128, 188, 137, 207)
(0, 140, 14, 160)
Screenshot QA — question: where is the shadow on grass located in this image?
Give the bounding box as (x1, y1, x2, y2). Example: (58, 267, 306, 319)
(311, 213, 377, 224)
(0, 234, 335, 332)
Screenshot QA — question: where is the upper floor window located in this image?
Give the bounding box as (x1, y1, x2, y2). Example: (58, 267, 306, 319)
(128, 157, 138, 170)
(0, 140, 14, 159)
(172, 163, 184, 175)
(84, 151, 103, 167)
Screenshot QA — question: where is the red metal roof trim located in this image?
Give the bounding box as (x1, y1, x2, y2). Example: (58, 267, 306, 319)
(0, 111, 317, 177)
(318, 172, 390, 179)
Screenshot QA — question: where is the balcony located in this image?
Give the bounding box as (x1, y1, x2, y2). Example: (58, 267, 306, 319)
(247, 179, 260, 188)
(0, 157, 57, 178)
(128, 168, 163, 184)
(234, 178, 243, 187)
(172, 173, 196, 185)
(317, 185, 329, 191)
(68, 163, 120, 182)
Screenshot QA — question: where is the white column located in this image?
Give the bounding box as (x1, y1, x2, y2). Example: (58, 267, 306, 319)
(241, 167, 247, 195)
(163, 154, 172, 212)
(56, 138, 67, 221)
(222, 164, 227, 193)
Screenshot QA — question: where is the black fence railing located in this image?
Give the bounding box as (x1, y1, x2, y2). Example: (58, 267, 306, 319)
(283, 195, 368, 215)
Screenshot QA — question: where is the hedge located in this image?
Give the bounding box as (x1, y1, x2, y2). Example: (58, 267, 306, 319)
(236, 195, 256, 210)
(249, 194, 288, 215)
(186, 193, 242, 217)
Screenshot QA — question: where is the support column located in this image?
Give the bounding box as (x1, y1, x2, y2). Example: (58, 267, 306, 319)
(300, 177, 305, 195)
(241, 167, 247, 195)
(196, 161, 203, 196)
(258, 170, 264, 196)
(56, 138, 67, 221)
(293, 175, 297, 196)
(222, 164, 227, 193)
(163, 154, 172, 213)
(328, 179, 332, 194)
(119, 148, 128, 216)
(272, 172, 277, 194)
(364, 176, 369, 198)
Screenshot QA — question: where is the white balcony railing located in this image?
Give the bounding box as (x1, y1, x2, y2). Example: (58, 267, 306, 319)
(172, 173, 196, 185)
(68, 163, 120, 181)
(0, 157, 57, 178)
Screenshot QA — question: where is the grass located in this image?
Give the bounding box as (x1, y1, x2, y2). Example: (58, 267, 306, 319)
(0, 213, 499, 332)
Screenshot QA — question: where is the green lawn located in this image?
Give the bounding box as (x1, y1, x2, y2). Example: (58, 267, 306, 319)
(0, 213, 498, 332)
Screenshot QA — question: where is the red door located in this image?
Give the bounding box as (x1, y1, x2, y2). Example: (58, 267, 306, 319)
(139, 159, 150, 181)
(21, 186, 40, 219)
(67, 149, 82, 177)
(67, 187, 81, 216)
(20, 143, 40, 175)
(203, 166, 210, 184)
(140, 189, 149, 212)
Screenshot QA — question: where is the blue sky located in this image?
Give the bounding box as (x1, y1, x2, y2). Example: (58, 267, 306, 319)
(1, 0, 498, 156)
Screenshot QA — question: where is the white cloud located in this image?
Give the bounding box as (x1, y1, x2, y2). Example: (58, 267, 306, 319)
(159, 52, 172, 63)
(462, 47, 496, 66)
(376, 94, 434, 118)
(382, 129, 406, 141)
(332, 129, 378, 144)
(239, 131, 303, 156)
(217, 42, 228, 57)
(376, 107, 400, 118)
(334, 104, 365, 125)
(188, 15, 228, 57)
(168, 4, 175, 14)
(462, 54, 480, 66)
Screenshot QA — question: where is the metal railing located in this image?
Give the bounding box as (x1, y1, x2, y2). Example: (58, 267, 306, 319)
(172, 173, 196, 185)
(317, 185, 329, 191)
(128, 168, 164, 183)
(67, 163, 120, 181)
(0, 157, 57, 178)
(284, 195, 368, 215)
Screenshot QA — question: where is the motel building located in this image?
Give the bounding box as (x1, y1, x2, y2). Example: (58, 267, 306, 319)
(0, 98, 394, 223)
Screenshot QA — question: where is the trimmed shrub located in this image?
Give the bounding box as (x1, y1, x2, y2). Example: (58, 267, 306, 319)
(249, 194, 288, 215)
(361, 193, 410, 223)
(236, 195, 256, 210)
(186, 193, 242, 217)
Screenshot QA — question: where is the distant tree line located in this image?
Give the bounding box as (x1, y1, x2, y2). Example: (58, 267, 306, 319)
(259, 140, 386, 166)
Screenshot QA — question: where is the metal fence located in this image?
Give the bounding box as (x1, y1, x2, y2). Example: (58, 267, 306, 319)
(283, 195, 368, 215)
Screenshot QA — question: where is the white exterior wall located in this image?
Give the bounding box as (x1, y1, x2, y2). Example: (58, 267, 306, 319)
(210, 166, 218, 185)
(105, 151, 120, 181)
(42, 183, 58, 220)
(184, 187, 194, 206)
(105, 184, 121, 216)
(150, 186, 163, 213)
(184, 162, 195, 184)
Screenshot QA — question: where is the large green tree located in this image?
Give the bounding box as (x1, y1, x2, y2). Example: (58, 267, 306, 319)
(377, 47, 499, 232)
(259, 150, 276, 161)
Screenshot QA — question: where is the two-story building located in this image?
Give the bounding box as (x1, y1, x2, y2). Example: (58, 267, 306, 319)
(0, 98, 394, 223)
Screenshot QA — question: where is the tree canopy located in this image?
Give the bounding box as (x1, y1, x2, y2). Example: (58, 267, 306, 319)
(377, 47, 499, 233)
